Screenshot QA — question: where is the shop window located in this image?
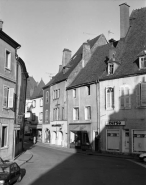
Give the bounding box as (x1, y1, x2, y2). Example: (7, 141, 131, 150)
(85, 106, 91, 120)
(136, 82, 146, 107)
(105, 87, 114, 110)
(73, 107, 79, 120)
(1, 125, 8, 148)
(120, 85, 131, 109)
(5, 50, 11, 70)
(32, 113, 35, 121)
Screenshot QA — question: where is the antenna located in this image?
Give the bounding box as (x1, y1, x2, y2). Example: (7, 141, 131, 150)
(46, 72, 55, 81)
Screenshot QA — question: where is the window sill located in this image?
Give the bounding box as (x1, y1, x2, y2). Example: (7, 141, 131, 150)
(5, 67, 11, 72)
(136, 106, 146, 109)
(0, 146, 8, 150)
(3, 107, 9, 111)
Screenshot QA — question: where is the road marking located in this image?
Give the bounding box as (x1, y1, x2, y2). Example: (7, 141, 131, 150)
(127, 159, 146, 168)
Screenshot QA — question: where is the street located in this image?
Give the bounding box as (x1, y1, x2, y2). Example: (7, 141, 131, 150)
(17, 143, 146, 185)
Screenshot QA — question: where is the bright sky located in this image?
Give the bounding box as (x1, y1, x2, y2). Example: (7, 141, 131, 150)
(0, 0, 145, 84)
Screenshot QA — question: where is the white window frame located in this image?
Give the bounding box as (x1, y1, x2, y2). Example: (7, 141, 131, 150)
(136, 82, 146, 107)
(120, 85, 131, 109)
(73, 89, 76, 98)
(105, 87, 115, 110)
(32, 100, 36, 108)
(39, 112, 43, 121)
(0, 124, 8, 148)
(5, 49, 11, 70)
(45, 109, 49, 123)
(40, 98, 43, 107)
(139, 56, 146, 69)
(85, 106, 91, 120)
(108, 63, 114, 75)
(73, 107, 79, 120)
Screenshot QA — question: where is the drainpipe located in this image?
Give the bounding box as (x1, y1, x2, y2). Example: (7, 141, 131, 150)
(95, 79, 100, 151)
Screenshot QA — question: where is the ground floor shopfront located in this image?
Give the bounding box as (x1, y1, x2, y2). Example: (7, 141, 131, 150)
(100, 119, 146, 154)
(69, 123, 92, 150)
(42, 121, 68, 147)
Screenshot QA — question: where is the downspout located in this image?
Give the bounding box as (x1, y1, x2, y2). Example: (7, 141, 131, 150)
(95, 79, 100, 151)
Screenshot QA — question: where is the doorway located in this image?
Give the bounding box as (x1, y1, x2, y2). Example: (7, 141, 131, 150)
(124, 130, 129, 153)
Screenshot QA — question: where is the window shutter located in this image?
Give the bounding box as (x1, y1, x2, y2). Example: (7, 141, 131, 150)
(125, 87, 131, 109)
(120, 87, 124, 109)
(112, 87, 115, 108)
(8, 88, 14, 108)
(105, 88, 109, 109)
(136, 84, 141, 107)
(141, 83, 146, 106)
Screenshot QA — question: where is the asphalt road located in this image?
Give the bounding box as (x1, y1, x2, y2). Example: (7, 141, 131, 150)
(17, 144, 146, 185)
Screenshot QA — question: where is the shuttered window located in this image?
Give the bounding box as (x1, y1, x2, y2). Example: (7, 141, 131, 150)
(8, 88, 14, 108)
(120, 86, 131, 109)
(3, 86, 9, 108)
(136, 83, 146, 107)
(45, 110, 49, 122)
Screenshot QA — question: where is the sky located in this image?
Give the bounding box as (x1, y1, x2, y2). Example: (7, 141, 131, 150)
(0, 0, 146, 84)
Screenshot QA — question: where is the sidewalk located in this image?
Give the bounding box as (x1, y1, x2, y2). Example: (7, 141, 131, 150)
(35, 142, 139, 160)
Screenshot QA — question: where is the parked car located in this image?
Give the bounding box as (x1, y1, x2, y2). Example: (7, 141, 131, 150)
(139, 153, 146, 162)
(0, 162, 22, 185)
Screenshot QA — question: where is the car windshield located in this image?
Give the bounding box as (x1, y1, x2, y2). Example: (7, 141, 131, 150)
(0, 166, 10, 173)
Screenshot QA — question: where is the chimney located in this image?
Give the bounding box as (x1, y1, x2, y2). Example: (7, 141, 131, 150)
(59, 65, 63, 72)
(82, 41, 91, 67)
(119, 3, 130, 39)
(62, 48, 71, 67)
(0, 20, 3, 30)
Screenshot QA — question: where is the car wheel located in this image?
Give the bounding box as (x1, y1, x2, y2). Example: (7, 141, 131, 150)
(17, 174, 22, 182)
(143, 157, 146, 162)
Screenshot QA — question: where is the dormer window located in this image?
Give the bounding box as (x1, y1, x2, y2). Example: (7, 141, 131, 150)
(108, 63, 114, 75)
(139, 56, 146, 69)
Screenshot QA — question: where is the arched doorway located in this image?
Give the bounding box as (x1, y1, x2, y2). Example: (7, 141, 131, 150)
(51, 131, 56, 144)
(57, 131, 63, 145)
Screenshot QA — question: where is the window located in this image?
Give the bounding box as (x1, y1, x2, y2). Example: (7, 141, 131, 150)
(53, 107, 59, 120)
(3, 86, 9, 108)
(73, 89, 76, 98)
(120, 86, 131, 109)
(32, 113, 35, 121)
(32, 100, 36, 108)
(45, 110, 49, 122)
(53, 89, 60, 100)
(85, 106, 91, 120)
(136, 83, 146, 107)
(106, 87, 114, 109)
(5, 50, 11, 70)
(1, 125, 8, 148)
(40, 98, 43, 107)
(46, 91, 49, 103)
(39, 112, 43, 121)
(87, 86, 90, 95)
(73, 107, 79, 120)
(108, 63, 114, 74)
(139, 56, 146, 69)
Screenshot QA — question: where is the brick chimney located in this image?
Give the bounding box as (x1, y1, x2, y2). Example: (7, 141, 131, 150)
(82, 41, 91, 67)
(0, 20, 3, 30)
(62, 48, 71, 67)
(119, 3, 130, 39)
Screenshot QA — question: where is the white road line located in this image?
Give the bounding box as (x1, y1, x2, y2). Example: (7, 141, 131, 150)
(127, 159, 146, 168)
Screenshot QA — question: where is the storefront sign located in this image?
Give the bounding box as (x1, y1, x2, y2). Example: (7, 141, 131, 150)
(52, 124, 62, 127)
(106, 121, 125, 126)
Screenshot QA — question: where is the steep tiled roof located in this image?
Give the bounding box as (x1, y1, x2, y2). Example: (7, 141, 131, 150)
(43, 35, 102, 89)
(26, 77, 37, 99)
(67, 43, 111, 89)
(31, 79, 45, 99)
(0, 30, 21, 49)
(67, 7, 146, 88)
(100, 7, 146, 80)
